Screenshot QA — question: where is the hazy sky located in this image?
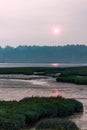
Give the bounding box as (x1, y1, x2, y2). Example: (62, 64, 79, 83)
(0, 0, 87, 47)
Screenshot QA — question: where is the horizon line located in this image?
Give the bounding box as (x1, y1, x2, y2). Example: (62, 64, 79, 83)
(0, 43, 87, 48)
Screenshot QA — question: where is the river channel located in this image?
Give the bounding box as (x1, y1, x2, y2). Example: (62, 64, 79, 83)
(0, 75, 87, 130)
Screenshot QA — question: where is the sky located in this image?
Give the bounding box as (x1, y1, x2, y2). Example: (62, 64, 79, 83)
(0, 0, 87, 47)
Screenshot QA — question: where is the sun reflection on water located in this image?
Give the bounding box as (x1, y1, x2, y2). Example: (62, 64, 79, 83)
(51, 88, 61, 97)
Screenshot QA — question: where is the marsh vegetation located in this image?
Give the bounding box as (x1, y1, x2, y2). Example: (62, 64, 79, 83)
(0, 97, 83, 130)
(0, 66, 86, 130)
(36, 118, 79, 130)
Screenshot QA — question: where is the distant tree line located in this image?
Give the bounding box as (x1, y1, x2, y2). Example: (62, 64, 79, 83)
(0, 45, 87, 63)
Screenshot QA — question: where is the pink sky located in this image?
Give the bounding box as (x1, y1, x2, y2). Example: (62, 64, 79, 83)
(0, 0, 87, 47)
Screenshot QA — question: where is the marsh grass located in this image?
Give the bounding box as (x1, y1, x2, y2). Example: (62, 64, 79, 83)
(36, 118, 79, 130)
(56, 76, 87, 84)
(0, 97, 83, 130)
(0, 66, 87, 84)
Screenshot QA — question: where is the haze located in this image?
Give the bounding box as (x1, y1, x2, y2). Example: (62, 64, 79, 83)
(0, 0, 87, 47)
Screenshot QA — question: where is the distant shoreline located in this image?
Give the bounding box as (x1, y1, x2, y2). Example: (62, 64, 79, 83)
(0, 62, 87, 68)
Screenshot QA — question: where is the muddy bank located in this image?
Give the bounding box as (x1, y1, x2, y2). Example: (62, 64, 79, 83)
(0, 75, 87, 129)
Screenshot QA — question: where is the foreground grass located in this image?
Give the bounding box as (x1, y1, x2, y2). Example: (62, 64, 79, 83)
(0, 97, 83, 130)
(36, 118, 79, 130)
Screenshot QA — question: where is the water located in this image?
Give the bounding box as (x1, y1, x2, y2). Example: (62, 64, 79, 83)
(0, 63, 87, 68)
(0, 75, 87, 130)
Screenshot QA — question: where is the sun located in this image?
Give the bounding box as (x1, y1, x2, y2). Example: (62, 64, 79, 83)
(53, 26, 61, 35)
(54, 28, 59, 34)
(51, 25, 62, 36)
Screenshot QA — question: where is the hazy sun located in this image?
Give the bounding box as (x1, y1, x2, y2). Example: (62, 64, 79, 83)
(51, 25, 62, 36)
(52, 26, 61, 35)
(54, 28, 59, 34)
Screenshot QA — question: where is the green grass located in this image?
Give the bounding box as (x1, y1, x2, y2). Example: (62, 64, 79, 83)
(36, 118, 79, 130)
(55, 66, 87, 84)
(56, 75, 87, 84)
(0, 66, 87, 84)
(0, 67, 61, 75)
(0, 66, 86, 76)
(59, 66, 87, 76)
(0, 97, 83, 130)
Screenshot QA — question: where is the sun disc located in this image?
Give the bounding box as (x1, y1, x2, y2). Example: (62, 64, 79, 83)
(53, 27, 61, 35)
(54, 28, 59, 33)
(51, 25, 62, 35)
